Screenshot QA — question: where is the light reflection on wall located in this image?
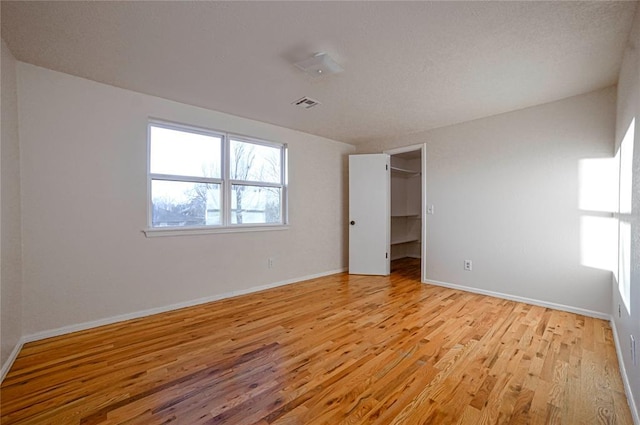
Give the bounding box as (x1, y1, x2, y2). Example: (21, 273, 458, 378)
(578, 157, 618, 273)
(580, 215, 618, 273)
(579, 158, 618, 213)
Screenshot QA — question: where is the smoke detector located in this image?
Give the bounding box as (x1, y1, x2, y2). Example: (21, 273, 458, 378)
(292, 96, 321, 109)
(294, 53, 343, 77)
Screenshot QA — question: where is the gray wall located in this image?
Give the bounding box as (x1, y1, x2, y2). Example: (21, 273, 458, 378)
(612, 5, 640, 421)
(360, 87, 617, 316)
(1, 39, 23, 370)
(17, 63, 354, 336)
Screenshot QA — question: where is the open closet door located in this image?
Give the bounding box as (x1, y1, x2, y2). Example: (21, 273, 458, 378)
(348, 154, 390, 275)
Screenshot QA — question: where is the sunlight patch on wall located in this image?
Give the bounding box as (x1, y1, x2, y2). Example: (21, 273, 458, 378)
(579, 158, 618, 212)
(580, 216, 618, 273)
(578, 156, 618, 273)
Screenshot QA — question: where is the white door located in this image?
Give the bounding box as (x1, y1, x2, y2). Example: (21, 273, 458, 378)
(349, 154, 390, 275)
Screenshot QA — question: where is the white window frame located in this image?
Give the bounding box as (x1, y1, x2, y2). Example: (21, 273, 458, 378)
(144, 119, 288, 237)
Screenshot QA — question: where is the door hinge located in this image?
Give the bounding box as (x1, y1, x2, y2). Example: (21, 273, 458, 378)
(386, 164, 388, 170)
(386, 252, 388, 259)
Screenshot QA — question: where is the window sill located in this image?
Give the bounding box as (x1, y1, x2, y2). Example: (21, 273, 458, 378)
(143, 224, 289, 238)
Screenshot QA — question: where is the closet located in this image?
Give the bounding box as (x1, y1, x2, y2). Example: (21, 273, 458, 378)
(348, 145, 425, 279)
(390, 150, 422, 261)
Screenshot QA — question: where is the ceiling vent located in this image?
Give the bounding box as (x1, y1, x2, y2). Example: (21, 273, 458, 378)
(292, 96, 321, 110)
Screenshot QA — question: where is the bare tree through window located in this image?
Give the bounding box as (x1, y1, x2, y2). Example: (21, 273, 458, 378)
(231, 139, 282, 224)
(231, 142, 255, 224)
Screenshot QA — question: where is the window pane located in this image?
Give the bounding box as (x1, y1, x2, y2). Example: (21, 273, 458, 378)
(150, 126, 221, 178)
(230, 139, 281, 183)
(231, 185, 281, 224)
(152, 180, 221, 227)
(620, 220, 632, 313)
(619, 119, 635, 214)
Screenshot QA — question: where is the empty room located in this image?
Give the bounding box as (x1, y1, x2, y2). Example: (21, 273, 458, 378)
(1, 1, 639, 424)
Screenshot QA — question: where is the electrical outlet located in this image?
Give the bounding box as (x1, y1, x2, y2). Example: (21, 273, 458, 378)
(631, 335, 636, 366)
(464, 260, 472, 271)
(427, 205, 435, 215)
(268, 258, 274, 269)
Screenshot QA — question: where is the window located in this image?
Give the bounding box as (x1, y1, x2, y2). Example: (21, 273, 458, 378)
(617, 118, 634, 313)
(148, 121, 287, 232)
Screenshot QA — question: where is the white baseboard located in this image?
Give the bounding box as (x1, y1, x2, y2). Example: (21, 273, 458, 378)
(1, 338, 25, 382)
(423, 278, 610, 320)
(610, 318, 640, 425)
(1, 267, 347, 383)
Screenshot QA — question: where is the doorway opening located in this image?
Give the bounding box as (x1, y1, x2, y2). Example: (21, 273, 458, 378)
(386, 145, 426, 282)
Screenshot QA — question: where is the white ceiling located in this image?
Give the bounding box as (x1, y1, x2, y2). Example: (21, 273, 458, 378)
(1, 1, 637, 146)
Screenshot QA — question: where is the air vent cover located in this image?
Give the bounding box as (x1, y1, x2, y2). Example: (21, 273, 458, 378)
(292, 96, 321, 110)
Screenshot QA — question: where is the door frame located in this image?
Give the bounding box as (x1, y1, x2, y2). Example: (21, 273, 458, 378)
(384, 143, 427, 283)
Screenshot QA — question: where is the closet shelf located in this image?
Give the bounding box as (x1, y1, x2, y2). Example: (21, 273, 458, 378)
(391, 214, 421, 219)
(390, 166, 421, 177)
(391, 237, 420, 245)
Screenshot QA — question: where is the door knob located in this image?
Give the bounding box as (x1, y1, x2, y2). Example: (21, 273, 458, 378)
(350, 220, 356, 225)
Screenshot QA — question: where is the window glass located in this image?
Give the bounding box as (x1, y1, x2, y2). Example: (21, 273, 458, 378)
(150, 126, 221, 178)
(151, 180, 221, 227)
(231, 185, 281, 224)
(230, 139, 281, 183)
(617, 118, 634, 312)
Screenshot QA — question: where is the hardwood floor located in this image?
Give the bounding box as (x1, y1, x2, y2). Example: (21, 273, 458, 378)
(1, 258, 632, 424)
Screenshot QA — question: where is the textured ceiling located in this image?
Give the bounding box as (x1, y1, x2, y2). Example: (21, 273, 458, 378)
(1, 1, 637, 145)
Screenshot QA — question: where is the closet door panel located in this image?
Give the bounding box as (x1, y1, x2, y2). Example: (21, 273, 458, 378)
(348, 154, 390, 275)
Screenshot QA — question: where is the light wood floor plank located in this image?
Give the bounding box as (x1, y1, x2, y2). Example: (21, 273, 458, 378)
(1, 258, 633, 424)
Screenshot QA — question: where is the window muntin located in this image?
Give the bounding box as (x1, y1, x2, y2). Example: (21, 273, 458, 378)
(148, 121, 287, 230)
